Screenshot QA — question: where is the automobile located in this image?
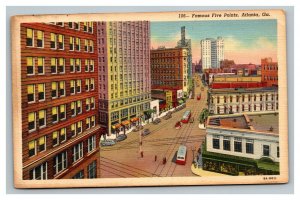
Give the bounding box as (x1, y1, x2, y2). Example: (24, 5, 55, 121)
(201, 87, 204, 91)
(175, 121, 182, 129)
(164, 114, 172, 120)
(132, 125, 143, 132)
(142, 128, 151, 136)
(101, 139, 116, 147)
(189, 117, 194, 123)
(116, 134, 127, 142)
(152, 118, 161, 124)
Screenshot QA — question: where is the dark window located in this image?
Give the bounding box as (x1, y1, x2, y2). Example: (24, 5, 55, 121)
(277, 146, 280, 158)
(74, 22, 79, 29)
(26, 38, 33, 46)
(212, 137, 220, 149)
(88, 160, 97, 178)
(234, 139, 242, 152)
(263, 145, 270, 156)
(28, 93, 34, 102)
(37, 39, 43, 47)
(73, 170, 84, 179)
(223, 139, 230, 151)
(69, 22, 73, 28)
(246, 142, 254, 154)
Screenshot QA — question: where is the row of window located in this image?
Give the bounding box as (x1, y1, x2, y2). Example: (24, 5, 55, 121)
(263, 76, 278, 81)
(27, 100, 95, 132)
(214, 93, 278, 104)
(212, 135, 280, 157)
(110, 103, 150, 122)
(27, 79, 95, 103)
(48, 22, 94, 33)
(26, 28, 94, 52)
(215, 103, 278, 114)
(28, 118, 96, 158)
(26, 57, 95, 76)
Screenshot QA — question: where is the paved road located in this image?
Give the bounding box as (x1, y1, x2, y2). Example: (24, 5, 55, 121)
(99, 75, 208, 178)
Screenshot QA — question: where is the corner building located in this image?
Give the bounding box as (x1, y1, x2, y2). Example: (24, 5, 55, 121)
(97, 21, 151, 136)
(21, 22, 103, 180)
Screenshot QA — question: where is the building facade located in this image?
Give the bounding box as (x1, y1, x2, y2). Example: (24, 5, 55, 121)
(208, 87, 278, 115)
(21, 22, 102, 180)
(261, 57, 278, 87)
(97, 21, 151, 136)
(201, 37, 224, 69)
(150, 47, 188, 94)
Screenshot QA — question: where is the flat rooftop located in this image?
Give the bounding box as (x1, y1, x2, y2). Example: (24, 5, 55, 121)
(208, 113, 279, 134)
(210, 87, 278, 94)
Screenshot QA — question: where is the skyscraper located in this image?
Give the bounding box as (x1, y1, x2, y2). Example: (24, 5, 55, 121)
(97, 21, 151, 137)
(201, 37, 224, 69)
(21, 22, 103, 180)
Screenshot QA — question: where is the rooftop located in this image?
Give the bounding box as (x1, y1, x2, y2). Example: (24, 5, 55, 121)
(210, 86, 278, 94)
(208, 113, 279, 134)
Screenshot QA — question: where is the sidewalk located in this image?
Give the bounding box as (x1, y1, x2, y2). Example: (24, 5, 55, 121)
(191, 165, 230, 177)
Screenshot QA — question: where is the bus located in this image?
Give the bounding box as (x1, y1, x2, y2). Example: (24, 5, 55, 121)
(181, 110, 191, 123)
(176, 145, 187, 165)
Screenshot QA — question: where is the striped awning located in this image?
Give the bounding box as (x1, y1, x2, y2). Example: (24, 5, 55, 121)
(122, 120, 130, 126)
(112, 124, 122, 129)
(130, 117, 139, 122)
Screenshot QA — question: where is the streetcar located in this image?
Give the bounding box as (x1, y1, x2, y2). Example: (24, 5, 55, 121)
(181, 110, 191, 123)
(197, 93, 201, 100)
(176, 145, 187, 165)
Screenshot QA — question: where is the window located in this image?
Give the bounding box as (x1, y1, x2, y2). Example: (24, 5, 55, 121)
(27, 84, 35, 103)
(38, 136, 46, 152)
(26, 28, 34, 47)
(59, 81, 65, 96)
(27, 57, 34, 75)
(28, 112, 36, 132)
(52, 107, 58, 123)
(37, 30, 44, 48)
(77, 121, 82, 134)
(212, 135, 220, 149)
(88, 22, 93, 33)
(83, 22, 88, 32)
(38, 83, 45, 101)
(91, 116, 95, 127)
(75, 59, 81, 72)
(73, 142, 83, 163)
(263, 145, 270, 157)
(74, 22, 79, 30)
(28, 140, 36, 157)
(85, 60, 89, 72)
(60, 104, 66, 120)
(38, 110, 46, 128)
(90, 60, 94, 72)
(29, 162, 47, 180)
(36, 57, 44, 74)
(91, 97, 95, 109)
(277, 146, 280, 158)
(75, 38, 80, 51)
(87, 160, 97, 178)
(85, 79, 90, 91)
(77, 100, 82, 114)
(76, 80, 81, 93)
(70, 80, 75, 94)
(60, 128, 66, 143)
(51, 82, 58, 98)
(86, 118, 91, 129)
(50, 33, 56, 49)
(58, 34, 64, 50)
(68, 22, 74, 29)
(88, 135, 96, 152)
(84, 39, 88, 52)
(89, 40, 94, 52)
(71, 123, 76, 137)
(70, 58, 75, 73)
(58, 58, 65, 73)
(69, 36, 74, 51)
(52, 131, 59, 146)
(223, 136, 231, 151)
(246, 139, 254, 154)
(51, 58, 57, 74)
(72, 170, 84, 179)
(234, 137, 242, 153)
(90, 78, 95, 90)
(86, 98, 90, 111)
(54, 152, 67, 175)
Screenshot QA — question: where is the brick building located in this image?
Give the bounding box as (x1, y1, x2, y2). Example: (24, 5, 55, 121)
(21, 22, 103, 180)
(261, 57, 278, 87)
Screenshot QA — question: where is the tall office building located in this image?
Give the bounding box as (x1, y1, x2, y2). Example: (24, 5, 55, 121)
(201, 37, 224, 69)
(97, 21, 151, 136)
(21, 22, 103, 179)
(177, 26, 192, 81)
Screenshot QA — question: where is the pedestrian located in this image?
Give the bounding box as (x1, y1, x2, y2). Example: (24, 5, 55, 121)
(140, 151, 144, 158)
(163, 157, 166, 165)
(154, 155, 157, 162)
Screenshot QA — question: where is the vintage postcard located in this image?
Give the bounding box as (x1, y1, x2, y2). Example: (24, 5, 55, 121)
(11, 9, 288, 188)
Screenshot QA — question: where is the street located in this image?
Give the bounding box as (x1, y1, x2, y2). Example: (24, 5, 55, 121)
(99, 75, 208, 178)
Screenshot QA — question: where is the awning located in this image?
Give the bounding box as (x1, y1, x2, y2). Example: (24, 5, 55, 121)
(130, 117, 139, 122)
(178, 100, 184, 104)
(112, 124, 122, 129)
(121, 120, 130, 126)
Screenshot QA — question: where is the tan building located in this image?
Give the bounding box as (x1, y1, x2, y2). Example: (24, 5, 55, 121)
(150, 47, 188, 94)
(208, 87, 278, 115)
(213, 74, 261, 83)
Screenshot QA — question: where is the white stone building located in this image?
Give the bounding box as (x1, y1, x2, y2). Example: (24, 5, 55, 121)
(208, 87, 278, 115)
(201, 37, 224, 69)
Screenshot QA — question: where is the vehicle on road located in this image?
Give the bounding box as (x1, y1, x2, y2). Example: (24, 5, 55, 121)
(197, 94, 201, 100)
(181, 110, 191, 123)
(163, 112, 172, 120)
(132, 125, 143, 132)
(201, 87, 204, 91)
(116, 134, 127, 142)
(101, 139, 116, 147)
(152, 118, 161, 125)
(142, 128, 150, 136)
(189, 117, 194, 123)
(176, 145, 187, 165)
(175, 121, 182, 129)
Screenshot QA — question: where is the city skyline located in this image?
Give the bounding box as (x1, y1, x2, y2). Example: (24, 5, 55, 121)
(151, 20, 277, 64)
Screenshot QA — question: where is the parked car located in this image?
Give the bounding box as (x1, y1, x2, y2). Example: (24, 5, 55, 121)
(142, 128, 151, 136)
(152, 118, 161, 125)
(116, 134, 127, 142)
(101, 139, 116, 147)
(132, 125, 143, 132)
(189, 117, 194, 123)
(175, 121, 182, 129)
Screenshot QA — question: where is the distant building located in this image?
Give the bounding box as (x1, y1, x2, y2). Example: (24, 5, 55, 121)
(203, 113, 279, 175)
(261, 58, 278, 87)
(201, 37, 224, 69)
(208, 87, 278, 115)
(150, 47, 189, 94)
